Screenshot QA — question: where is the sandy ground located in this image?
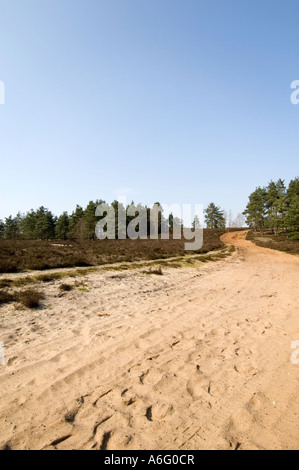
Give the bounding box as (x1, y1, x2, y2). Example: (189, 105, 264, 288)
(0, 231, 298, 450)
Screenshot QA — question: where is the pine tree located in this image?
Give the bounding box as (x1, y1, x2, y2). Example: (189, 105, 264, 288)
(34, 207, 55, 239)
(55, 212, 70, 240)
(192, 215, 201, 229)
(84, 200, 106, 239)
(243, 187, 268, 233)
(285, 197, 299, 234)
(22, 210, 37, 239)
(285, 178, 299, 235)
(0, 219, 5, 238)
(205, 203, 226, 229)
(4, 214, 22, 239)
(69, 205, 84, 239)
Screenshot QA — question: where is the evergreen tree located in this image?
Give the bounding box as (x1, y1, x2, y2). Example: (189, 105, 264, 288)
(22, 210, 37, 239)
(69, 205, 84, 238)
(4, 214, 22, 239)
(84, 200, 105, 239)
(285, 196, 299, 233)
(205, 203, 226, 229)
(72, 218, 89, 240)
(244, 179, 298, 235)
(0, 220, 5, 238)
(287, 177, 299, 207)
(35, 207, 55, 239)
(192, 215, 201, 229)
(243, 187, 268, 233)
(55, 212, 70, 240)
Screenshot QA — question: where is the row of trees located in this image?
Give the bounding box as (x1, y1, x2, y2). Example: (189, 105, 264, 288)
(0, 201, 104, 241)
(0, 201, 236, 240)
(243, 177, 299, 236)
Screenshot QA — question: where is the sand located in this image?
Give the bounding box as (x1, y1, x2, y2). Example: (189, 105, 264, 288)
(0, 230, 298, 450)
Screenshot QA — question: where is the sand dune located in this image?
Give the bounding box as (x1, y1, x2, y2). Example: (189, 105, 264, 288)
(0, 231, 298, 450)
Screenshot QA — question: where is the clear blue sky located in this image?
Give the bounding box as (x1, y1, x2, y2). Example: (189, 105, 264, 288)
(0, 0, 298, 221)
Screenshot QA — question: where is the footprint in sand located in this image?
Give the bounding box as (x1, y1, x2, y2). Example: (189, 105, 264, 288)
(146, 403, 173, 422)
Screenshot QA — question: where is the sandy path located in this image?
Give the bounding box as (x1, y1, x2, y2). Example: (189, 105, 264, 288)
(0, 231, 298, 450)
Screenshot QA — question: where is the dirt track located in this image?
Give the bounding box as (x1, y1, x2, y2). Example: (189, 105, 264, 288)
(0, 231, 298, 450)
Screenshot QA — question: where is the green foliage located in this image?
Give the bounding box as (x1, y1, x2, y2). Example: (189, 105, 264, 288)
(243, 187, 268, 233)
(192, 215, 201, 229)
(285, 196, 299, 233)
(55, 212, 69, 240)
(34, 207, 56, 239)
(244, 178, 299, 235)
(69, 205, 84, 239)
(0, 220, 4, 238)
(204, 203, 226, 229)
(4, 214, 22, 239)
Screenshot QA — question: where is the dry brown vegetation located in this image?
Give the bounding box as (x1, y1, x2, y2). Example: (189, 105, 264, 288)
(17, 289, 44, 309)
(247, 230, 299, 255)
(0, 229, 229, 273)
(0, 290, 16, 305)
(59, 283, 74, 292)
(0, 287, 44, 309)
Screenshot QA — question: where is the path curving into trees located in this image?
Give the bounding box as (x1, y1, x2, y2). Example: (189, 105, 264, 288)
(0, 230, 298, 450)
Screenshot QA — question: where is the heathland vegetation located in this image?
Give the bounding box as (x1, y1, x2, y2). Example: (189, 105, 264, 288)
(1, 176, 298, 273)
(0, 230, 229, 273)
(243, 177, 299, 238)
(0, 200, 240, 273)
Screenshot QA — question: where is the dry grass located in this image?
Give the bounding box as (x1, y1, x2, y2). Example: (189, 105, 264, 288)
(59, 283, 73, 292)
(0, 279, 14, 289)
(0, 290, 16, 305)
(37, 273, 64, 283)
(17, 289, 44, 309)
(247, 231, 299, 255)
(0, 229, 230, 274)
(143, 267, 164, 276)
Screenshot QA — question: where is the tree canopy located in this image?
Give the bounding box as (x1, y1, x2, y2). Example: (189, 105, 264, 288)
(243, 178, 299, 237)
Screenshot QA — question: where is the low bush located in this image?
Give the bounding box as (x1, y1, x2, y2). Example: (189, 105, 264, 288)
(18, 289, 44, 309)
(0, 290, 16, 305)
(59, 283, 73, 292)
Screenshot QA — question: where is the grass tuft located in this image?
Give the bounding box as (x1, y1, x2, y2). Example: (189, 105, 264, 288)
(18, 289, 44, 309)
(59, 283, 73, 292)
(144, 267, 164, 276)
(0, 290, 16, 305)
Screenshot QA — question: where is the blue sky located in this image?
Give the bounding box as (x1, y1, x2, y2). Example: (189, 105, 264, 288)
(0, 0, 298, 221)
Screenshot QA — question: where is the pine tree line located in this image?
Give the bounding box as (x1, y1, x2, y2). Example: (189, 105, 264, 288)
(0, 201, 104, 240)
(0, 200, 232, 241)
(0, 201, 183, 241)
(243, 177, 299, 238)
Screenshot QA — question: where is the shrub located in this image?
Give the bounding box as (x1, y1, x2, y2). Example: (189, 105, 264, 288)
(0, 290, 16, 305)
(59, 283, 73, 292)
(144, 267, 163, 276)
(37, 273, 62, 283)
(0, 229, 229, 273)
(0, 279, 14, 289)
(18, 289, 44, 309)
(0, 260, 19, 273)
(287, 232, 299, 241)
